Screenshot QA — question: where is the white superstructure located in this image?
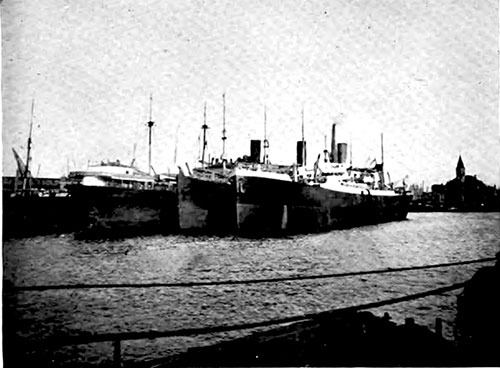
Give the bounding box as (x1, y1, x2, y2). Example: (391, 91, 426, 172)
(67, 160, 155, 189)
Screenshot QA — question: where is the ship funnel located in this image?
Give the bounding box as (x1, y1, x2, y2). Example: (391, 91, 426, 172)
(337, 143, 348, 163)
(250, 140, 261, 162)
(330, 124, 338, 163)
(296, 141, 307, 166)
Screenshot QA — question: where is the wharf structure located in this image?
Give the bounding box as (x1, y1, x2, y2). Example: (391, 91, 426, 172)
(2, 175, 80, 238)
(2, 176, 64, 195)
(1, 99, 82, 238)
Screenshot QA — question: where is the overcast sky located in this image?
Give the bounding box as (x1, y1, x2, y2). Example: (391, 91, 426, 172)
(2, 0, 499, 187)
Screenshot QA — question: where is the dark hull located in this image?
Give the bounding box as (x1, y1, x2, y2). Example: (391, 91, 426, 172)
(177, 171, 235, 233)
(177, 170, 409, 236)
(235, 175, 409, 235)
(68, 186, 178, 238)
(2, 193, 86, 239)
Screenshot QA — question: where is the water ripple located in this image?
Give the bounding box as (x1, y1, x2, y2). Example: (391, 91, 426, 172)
(3, 212, 499, 366)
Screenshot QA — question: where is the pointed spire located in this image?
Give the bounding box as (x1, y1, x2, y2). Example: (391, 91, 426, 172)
(456, 154, 465, 179)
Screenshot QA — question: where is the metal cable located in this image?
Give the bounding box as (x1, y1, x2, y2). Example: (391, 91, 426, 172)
(8, 257, 494, 292)
(16, 281, 467, 347)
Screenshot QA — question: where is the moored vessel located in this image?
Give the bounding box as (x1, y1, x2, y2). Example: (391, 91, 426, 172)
(178, 102, 409, 235)
(177, 164, 234, 232)
(65, 96, 178, 237)
(66, 160, 177, 235)
(177, 97, 236, 232)
(234, 162, 409, 234)
(233, 121, 409, 235)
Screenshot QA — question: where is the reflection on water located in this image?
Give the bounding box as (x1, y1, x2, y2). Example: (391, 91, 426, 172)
(3, 212, 499, 366)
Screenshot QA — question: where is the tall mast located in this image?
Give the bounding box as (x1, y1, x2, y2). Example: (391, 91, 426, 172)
(147, 94, 154, 175)
(380, 132, 384, 166)
(349, 134, 353, 166)
(174, 122, 180, 166)
(264, 107, 267, 140)
(221, 93, 227, 160)
(23, 98, 35, 191)
(301, 105, 305, 142)
(201, 102, 209, 168)
(131, 143, 137, 167)
(263, 106, 269, 165)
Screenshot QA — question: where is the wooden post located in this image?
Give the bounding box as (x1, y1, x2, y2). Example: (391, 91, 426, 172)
(435, 317, 443, 337)
(281, 205, 288, 229)
(113, 340, 122, 368)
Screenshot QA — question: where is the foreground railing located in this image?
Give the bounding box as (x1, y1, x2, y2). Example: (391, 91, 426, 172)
(5, 257, 495, 367)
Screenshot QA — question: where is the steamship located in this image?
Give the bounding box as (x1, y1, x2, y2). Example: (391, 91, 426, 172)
(177, 98, 236, 232)
(233, 123, 409, 234)
(177, 163, 235, 232)
(177, 99, 293, 233)
(178, 98, 408, 235)
(177, 153, 291, 232)
(179, 125, 408, 235)
(66, 96, 178, 237)
(66, 160, 177, 235)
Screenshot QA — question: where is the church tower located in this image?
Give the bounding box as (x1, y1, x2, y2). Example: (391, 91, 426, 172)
(456, 155, 465, 180)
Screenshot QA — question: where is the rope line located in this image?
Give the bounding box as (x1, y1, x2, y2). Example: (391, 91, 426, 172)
(18, 281, 467, 348)
(8, 257, 494, 292)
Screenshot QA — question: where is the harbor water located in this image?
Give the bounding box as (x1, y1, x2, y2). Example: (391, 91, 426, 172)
(3, 212, 499, 366)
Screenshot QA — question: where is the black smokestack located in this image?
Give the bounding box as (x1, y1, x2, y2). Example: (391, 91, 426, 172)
(330, 124, 338, 163)
(296, 141, 307, 166)
(250, 140, 261, 162)
(337, 143, 348, 163)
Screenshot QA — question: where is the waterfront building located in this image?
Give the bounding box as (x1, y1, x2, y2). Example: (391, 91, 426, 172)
(444, 156, 495, 210)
